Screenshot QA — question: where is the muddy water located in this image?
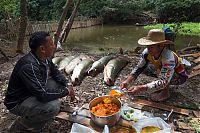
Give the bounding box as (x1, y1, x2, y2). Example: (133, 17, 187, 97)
(64, 25, 200, 54)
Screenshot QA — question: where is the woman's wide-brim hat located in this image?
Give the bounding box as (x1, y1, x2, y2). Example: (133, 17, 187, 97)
(138, 29, 174, 46)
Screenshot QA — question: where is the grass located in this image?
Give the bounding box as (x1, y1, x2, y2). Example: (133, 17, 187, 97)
(144, 22, 200, 36)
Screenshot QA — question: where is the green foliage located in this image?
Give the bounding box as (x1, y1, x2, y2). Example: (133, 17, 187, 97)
(144, 22, 200, 36)
(0, 0, 199, 23)
(27, 0, 69, 21)
(27, 0, 39, 20)
(155, 0, 200, 22)
(78, 0, 105, 18)
(51, 0, 69, 20)
(179, 116, 200, 132)
(141, 0, 156, 11)
(0, 0, 18, 21)
(189, 120, 200, 133)
(100, 0, 143, 23)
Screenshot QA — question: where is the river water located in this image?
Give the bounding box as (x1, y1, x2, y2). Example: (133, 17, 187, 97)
(64, 25, 200, 54)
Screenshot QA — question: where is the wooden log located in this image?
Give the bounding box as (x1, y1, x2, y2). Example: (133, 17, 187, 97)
(180, 52, 200, 57)
(192, 64, 200, 71)
(193, 57, 200, 64)
(193, 111, 200, 118)
(189, 70, 200, 78)
(131, 99, 190, 116)
(56, 111, 102, 133)
(180, 46, 200, 52)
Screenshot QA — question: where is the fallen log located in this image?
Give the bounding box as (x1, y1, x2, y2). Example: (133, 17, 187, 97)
(189, 70, 200, 78)
(131, 99, 190, 116)
(193, 111, 200, 118)
(180, 45, 200, 52)
(180, 52, 200, 57)
(192, 64, 200, 71)
(193, 57, 200, 64)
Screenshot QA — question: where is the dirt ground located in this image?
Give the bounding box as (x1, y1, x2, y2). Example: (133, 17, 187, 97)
(0, 46, 200, 133)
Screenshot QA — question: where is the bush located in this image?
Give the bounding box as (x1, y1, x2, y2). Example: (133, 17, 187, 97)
(155, 0, 200, 23)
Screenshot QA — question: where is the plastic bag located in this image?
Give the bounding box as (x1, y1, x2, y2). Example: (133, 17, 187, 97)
(70, 123, 109, 133)
(102, 125, 109, 133)
(70, 123, 95, 133)
(133, 117, 171, 133)
(120, 103, 147, 121)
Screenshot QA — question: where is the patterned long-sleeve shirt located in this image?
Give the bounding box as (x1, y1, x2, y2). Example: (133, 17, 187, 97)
(130, 48, 188, 89)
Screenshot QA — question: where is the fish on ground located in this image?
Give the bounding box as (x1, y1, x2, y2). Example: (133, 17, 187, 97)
(71, 58, 94, 86)
(88, 55, 114, 77)
(64, 55, 89, 75)
(52, 57, 63, 65)
(58, 56, 75, 70)
(104, 57, 128, 86)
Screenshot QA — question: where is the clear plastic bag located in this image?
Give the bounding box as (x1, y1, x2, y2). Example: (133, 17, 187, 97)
(70, 123, 109, 133)
(133, 117, 171, 133)
(120, 103, 147, 121)
(70, 123, 95, 133)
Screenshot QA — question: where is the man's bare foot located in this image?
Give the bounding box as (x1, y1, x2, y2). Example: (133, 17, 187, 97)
(151, 89, 170, 102)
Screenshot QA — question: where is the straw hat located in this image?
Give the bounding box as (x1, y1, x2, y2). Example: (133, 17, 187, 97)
(138, 29, 174, 46)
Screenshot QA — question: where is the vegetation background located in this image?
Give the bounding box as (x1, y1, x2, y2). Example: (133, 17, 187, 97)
(1, 0, 200, 23)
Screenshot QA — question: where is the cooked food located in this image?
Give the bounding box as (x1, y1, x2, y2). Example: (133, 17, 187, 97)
(103, 98, 112, 104)
(141, 126, 161, 133)
(109, 89, 124, 97)
(90, 98, 120, 116)
(110, 125, 137, 133)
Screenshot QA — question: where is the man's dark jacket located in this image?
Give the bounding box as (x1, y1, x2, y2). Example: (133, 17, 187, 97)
(4, 52, 69, 110)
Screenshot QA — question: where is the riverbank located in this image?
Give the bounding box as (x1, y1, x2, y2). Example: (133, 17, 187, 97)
(0, 45, 200, 132)
(144, 22, 200, 36)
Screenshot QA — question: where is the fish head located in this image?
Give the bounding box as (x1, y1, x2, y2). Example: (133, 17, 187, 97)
(104, 78, 114, 86)
(88, 68, 98, 77)
(72, 78, 81, 86)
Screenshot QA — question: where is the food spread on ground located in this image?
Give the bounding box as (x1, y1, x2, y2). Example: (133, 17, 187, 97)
(140, 126, 161, 133)
(90, 98, 120, 116)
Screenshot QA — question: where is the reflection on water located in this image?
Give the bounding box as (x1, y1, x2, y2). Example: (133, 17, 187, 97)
(63, 25, 200, 54)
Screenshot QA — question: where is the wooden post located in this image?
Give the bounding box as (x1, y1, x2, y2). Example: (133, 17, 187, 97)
(16, 0, 28, 54)
(54, 0, 72, 48)
(61, 0, 81, 43)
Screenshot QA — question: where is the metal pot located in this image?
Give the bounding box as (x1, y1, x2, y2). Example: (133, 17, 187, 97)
(89, 95, 122, 127)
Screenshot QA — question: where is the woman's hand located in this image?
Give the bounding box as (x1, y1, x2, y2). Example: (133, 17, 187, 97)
(120, 75, 135, 89)
(128, 85, 147, 94)
(120, 81, 129, 89)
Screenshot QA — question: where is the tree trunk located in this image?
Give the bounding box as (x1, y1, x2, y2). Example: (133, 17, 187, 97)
(60, 0, 81, 43)
(16, 0, 28, 54)
(54, 0, 72, 48)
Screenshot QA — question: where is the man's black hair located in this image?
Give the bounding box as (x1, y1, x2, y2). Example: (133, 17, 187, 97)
(29, 31, 50, 52)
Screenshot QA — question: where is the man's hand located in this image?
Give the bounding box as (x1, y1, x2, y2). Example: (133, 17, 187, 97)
(128, 85, 147, 94)
(67, 84, 75, 101)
